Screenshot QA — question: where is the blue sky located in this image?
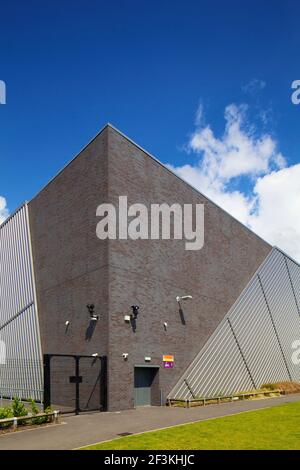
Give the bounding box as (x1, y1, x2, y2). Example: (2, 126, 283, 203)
(1, 1, 300, 258)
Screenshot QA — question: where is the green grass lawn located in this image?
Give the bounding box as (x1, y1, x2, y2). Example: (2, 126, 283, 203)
(81, 401, 300, 450)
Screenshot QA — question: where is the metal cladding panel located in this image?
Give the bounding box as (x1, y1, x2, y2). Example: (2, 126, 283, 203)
(170, 319, 253, 400)
(229, 275, 290, 387)
(0, 206, 34, 324)
(0, 305, 43, 401)
(259, 249, 300, 382)
(0, 205, 43, 401)
(285, 257, 300, 316)
(168, 248, 300, 400)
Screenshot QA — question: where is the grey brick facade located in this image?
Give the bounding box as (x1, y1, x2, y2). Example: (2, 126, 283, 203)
(28, 124, 271, 410)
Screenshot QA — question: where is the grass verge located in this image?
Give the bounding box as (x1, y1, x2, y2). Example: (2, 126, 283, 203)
(81, 401, 300, 450)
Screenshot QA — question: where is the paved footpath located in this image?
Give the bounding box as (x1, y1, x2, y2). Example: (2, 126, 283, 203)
(0, 394, 300, 450)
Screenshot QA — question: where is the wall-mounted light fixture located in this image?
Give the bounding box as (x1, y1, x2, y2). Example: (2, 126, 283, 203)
(145, 356, 151, 362)
(87, 304, 99, 321)
(176, 295, 193, 303)
(92, 353, 99, 357)
(163, 322, 168, 331)
(65, 320, 70, 334)
(124, 314, 131, 323)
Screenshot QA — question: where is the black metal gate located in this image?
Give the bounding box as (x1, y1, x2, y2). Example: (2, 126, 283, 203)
(43, 354, 107, 414)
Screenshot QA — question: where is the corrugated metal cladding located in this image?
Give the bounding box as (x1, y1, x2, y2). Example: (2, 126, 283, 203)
(169, 248, 300, 400)
(0, 204, 43, 402)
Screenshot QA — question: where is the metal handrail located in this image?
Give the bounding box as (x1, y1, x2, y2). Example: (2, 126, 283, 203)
(0, 411, 59, 430)
(168, 389, 284, 407)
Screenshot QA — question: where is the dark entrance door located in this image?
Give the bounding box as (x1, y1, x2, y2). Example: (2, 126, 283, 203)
(134, 367, 158, 406)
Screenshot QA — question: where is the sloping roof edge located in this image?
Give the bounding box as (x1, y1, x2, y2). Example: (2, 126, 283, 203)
(3, 122, 271, 248)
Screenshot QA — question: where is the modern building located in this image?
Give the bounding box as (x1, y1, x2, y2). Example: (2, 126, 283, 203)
(1, 124, 300, 411)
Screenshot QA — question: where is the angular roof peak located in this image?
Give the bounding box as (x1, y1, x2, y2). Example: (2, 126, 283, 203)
(21, 121, 271, 249)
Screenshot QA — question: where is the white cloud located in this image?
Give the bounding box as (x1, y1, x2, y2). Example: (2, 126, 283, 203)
(242, 78, 266, 95)
(250, 165, 300, 261)
(168, 104, 300, 262)
(195, 102, 205, 127)
(0, 196, 9, 224)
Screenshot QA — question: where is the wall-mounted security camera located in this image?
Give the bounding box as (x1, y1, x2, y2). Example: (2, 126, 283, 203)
(176, 295, 193, 303)
(131, 305, 140, 320)
(122, 353, 129, 360)
(163, 322, 168, 330)
(87, 304, 99, 321)
(92, 353, 99, 357)
(87, 304, 95, 314)
(65, 320, 70, 326)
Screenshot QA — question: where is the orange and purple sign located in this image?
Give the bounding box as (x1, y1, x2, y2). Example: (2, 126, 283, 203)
(163, 355, 174, 369)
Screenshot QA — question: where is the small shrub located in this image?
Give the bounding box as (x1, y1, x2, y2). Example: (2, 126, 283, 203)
(29, 398, 39, 416)
(261, 383, 277, 391)
(0, 399, 54, 432)
(38, 406, 53, 424)
(28, 398, 42, 424)
(261, 381, 300, 394)
(27, 398, 52, 424)
(0, 407, 13, 419)
(12, 397, 28, 424)
(0, 407, 13, 429)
